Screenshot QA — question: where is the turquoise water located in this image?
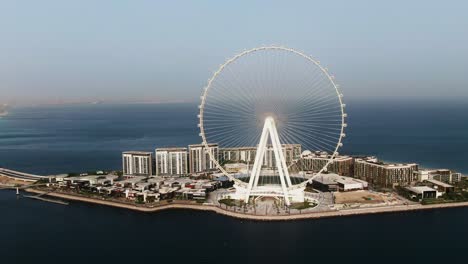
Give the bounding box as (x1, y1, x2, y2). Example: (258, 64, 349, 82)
(0, 99, 467, 175)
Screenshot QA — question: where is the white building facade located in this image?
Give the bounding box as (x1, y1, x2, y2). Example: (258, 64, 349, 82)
(415, 169, 463, 184)
(189, 143, 219, 173)
(219, 144, 301, 168)
(122, 151, 154, 177)
(155, 147, 188, 176)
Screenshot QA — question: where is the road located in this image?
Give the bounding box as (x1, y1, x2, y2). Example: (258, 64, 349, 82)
(0, 168, 47, 182)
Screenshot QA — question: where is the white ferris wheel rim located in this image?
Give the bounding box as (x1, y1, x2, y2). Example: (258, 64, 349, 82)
(198, 46, 346, 190)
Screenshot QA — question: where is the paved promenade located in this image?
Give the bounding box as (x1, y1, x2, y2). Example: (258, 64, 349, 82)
(23, 188, 468, 221)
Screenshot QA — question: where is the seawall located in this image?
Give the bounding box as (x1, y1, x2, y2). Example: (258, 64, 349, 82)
(23, 188, 468, 221)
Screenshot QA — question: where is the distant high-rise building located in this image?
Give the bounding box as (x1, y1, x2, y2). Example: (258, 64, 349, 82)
(155, 147, 188, 176)
(188, 143, 219, 173)
(122, 151, 153, 177)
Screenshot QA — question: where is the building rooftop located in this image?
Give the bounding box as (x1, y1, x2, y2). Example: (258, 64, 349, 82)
(117, 176, 147, 184)
(302, 152, 352, 160)
(314, 173, 351, 185)
(188, 143, 219, 148)
(122, 151, 153, 155)
(135, 182, 153, 188)
(220, 146, 257, 151)
(426, 179, 453, 188)
(406, 186, 437, 194)
(147, 176, 165, 183)
(155, 147, 187, 152)
(355, 157, 418, 168)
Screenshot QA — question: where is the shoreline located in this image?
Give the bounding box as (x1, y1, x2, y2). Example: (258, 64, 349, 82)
(22, 188, 468, 221)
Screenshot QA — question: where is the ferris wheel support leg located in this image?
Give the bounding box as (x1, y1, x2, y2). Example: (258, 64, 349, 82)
(269, 118, 293, 188)
(245, 120, 269, 203)
(245, 117, 292, 206)
(267, 118, 291, 206)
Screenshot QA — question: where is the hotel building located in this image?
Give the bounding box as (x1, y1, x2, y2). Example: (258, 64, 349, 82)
(219, 144, 301, 168)
(155, 147, 188, 176)
(188, 143, 219, 173)
(299, 151, 354, 176)
(220, 147, 257, 164)
(122, 151, 153, 177)
(354, 157, 418, 188)
(415, 169, 462, 184)
(263, 144, 302, 168)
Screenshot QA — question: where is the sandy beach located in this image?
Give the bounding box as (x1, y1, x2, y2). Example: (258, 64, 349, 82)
(22, 188, 468, 221)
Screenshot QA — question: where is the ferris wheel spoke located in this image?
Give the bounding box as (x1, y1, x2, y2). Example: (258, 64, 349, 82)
(283, 121, 343, 132)
(210, 73, 258, 109)
(297, 92, 342, 110)
(282, 121, 342, 135)
(286, 103, 341, 121)
(282, 123, 340, 144)
(286, 110, 342, 120)
(204, 92, 254, 115)
(290, 92, 342, 115)
(217, 128, 258, 148)
(282, 126, 340, 149)
(291, 69, 334, 106)
(281, 125, 341, 143)
(219, 62, 261, 109)
(286, 115, 343, 122)
(281, 128, 332, 152)
(285, 119, 343, 127)
(203, 101, 256, 119)
(209, 85, 257, 114)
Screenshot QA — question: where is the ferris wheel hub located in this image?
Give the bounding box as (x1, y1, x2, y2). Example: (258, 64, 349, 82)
(265, 116, 275, 123)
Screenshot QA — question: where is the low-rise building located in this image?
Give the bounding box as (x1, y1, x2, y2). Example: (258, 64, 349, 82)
(336, 178, 368, 192)
(405, 186, 438, 200)
(224, 163, 248, 174)
(451, 172, 463, 183)
(176, 188, 207, 200)
(115, 176, 147, 188)
(425, 179, 455, 194)
(312, 173, 368, 192)
(62, 175, 118, 186)
(414, 169, 462, 184)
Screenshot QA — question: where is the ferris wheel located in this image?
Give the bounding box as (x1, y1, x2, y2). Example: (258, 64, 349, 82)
(198, 46, 346, 205)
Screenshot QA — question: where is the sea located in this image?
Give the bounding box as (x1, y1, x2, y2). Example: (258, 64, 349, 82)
(1, 99, 468, 263)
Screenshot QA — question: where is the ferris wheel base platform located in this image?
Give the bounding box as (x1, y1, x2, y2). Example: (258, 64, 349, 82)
(229, 183, 311, 204)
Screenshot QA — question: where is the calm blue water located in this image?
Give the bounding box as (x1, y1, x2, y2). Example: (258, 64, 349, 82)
(1, 189, 468, 263)
(1, 100, 468, 263)
(0, 99, 467, 175)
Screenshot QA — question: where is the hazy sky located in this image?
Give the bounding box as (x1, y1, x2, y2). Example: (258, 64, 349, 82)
(1, 0, 467, 105)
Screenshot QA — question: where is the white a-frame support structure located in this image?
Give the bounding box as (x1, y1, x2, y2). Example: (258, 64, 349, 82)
(245, 117, 293, 206)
